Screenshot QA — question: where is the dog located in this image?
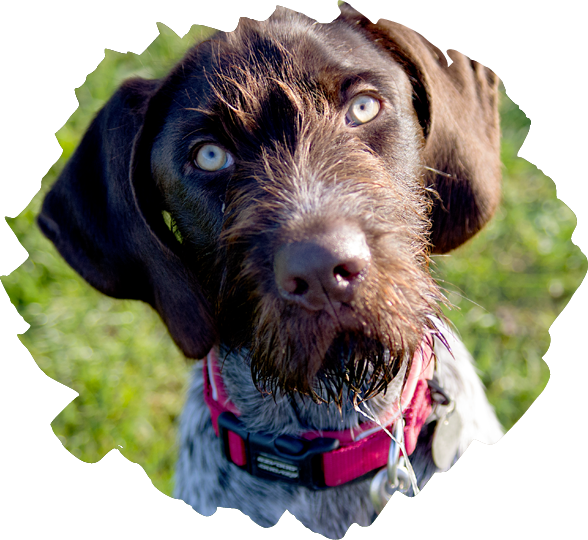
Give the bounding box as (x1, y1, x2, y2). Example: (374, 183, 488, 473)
(38, 4, 503, 538)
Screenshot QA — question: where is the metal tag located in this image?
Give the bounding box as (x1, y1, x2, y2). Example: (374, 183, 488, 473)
(431, 408, 463, 471)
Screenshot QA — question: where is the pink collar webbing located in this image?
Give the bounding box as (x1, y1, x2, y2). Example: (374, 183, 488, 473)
(203, 341, 435, 488)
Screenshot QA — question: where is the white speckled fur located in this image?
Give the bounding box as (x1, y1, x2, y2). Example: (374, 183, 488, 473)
(174, 322, 503, 539)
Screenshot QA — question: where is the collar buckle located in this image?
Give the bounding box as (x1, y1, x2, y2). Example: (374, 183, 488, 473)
(217, 411, 340, 489)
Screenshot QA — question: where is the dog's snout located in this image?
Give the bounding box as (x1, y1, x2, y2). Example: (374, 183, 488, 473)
(274, 223, 370, 311)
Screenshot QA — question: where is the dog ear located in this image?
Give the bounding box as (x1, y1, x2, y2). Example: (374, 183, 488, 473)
(339, 4, 502, 253)
(38, 77, 216, 359)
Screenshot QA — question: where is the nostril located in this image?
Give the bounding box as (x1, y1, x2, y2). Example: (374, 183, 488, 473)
(333, 257, 368, 284)
(280, 276, 310, 295)
(334, 265, 352, 280)
(292, 278, 309, 296)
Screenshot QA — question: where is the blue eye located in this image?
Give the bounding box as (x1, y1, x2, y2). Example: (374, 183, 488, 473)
(194, 144, 234, 171)
(346, 95, 381, 126)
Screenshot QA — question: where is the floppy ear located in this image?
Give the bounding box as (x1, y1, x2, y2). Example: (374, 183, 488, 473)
(340, 4, 502, 253)
(38, 77, 216, 359)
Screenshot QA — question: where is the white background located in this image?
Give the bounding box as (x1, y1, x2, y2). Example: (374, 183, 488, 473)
(1, 0, 586, 538)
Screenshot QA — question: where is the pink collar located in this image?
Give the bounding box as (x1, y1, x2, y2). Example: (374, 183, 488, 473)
(203, 341, 435, 488)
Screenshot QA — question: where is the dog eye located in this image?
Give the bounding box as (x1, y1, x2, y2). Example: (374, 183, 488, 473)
(346, 95, 381, 126)
(194, 144, 233, 171)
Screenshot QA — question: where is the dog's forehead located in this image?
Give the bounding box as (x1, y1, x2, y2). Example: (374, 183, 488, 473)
(174, 18, 406, 110)
(150, 14, 419, 178)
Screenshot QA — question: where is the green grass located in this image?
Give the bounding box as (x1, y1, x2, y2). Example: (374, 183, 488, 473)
(2, 24, 586, 496)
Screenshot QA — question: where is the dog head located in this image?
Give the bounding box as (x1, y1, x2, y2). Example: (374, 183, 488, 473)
(38, 5, 501, 404)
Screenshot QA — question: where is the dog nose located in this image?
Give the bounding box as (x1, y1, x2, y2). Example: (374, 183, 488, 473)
(274, 223, 371, 311)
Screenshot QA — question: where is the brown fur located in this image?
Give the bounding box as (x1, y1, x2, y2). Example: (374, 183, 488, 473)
(38, 4, 501, 408)
(37, 6, 504, 535)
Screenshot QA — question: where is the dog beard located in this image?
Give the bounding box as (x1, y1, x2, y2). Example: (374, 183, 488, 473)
(235, 271, 440, 406)
(250, 327, 407, 406)
(215, 234, 443, 406)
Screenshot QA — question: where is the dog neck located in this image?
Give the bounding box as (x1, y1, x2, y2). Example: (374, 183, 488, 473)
(202, 340, 435, 488)
(206, 342, 434, 433)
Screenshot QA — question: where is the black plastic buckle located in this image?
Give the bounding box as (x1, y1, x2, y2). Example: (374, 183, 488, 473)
(217, 411, 340, 489)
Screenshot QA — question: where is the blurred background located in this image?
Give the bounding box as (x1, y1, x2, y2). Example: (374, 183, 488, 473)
(2, 23, 586, 496)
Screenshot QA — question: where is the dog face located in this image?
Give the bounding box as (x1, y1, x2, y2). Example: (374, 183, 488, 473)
(147, 13, 439, 401)
(38, 5, 501, 404)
